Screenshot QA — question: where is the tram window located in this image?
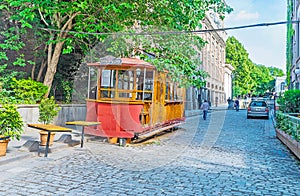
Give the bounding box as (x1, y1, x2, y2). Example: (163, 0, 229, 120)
(119, 92, 131, 98)
(100, 70, 116, 98)
(170, 83, 173, 100)
(88, 67, 98, 99)
(118, 70, 134, 90)
(117, 70, 134, 98)
(144, 93, 152, 100)
(176, 86, 183, 101)
(165, 82, 169, 100)
(89, 86, 97, 99)
(165, 79, 182, 101)
(137, 92, 143, 100)
(101, 70, 115, 88)
(145, 70, 154, 91)
(136, 73, 144, 90)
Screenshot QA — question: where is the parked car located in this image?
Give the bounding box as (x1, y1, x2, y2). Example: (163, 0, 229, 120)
(247, 100, 269, 119)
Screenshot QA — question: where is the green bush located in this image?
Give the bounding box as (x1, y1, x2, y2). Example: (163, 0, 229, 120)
(0, 104, 24, 140)
(276, 112, 300, 142)
(38, 96, 60, 124)
(277, 90, 300, 113)
(10, 78, 48, 104)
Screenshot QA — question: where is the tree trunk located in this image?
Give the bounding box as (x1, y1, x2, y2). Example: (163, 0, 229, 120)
(42, 13, 76, 97)
(37, 59, 46, 82)
(43, 41, 64, 97)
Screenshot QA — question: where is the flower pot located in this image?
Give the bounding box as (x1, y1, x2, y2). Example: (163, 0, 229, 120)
(39, 131, 56, 146)
(0, 139, 10, 156)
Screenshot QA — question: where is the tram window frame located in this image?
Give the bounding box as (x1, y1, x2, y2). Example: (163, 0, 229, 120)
(99, 67, 154, 101)
(165, 77, 183, 102)
(136, 68, 154, 101)
(88, 67, 98, 99)
(99, 69, 116, 98)
(117, 70, 134, 98)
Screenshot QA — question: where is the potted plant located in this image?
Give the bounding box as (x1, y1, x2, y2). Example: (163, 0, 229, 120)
(38, 96, 60, 146)
(0, 104, 24, 156)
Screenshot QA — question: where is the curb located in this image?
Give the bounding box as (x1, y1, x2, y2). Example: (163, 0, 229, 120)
(0, 142, 79, 166)
(0, 153, 35, 166)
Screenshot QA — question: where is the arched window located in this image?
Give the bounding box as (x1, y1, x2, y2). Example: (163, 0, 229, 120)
(280, 82, 285, 91)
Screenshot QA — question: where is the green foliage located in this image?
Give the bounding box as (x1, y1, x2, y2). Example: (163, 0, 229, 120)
(104, 29, 209, 88)
(61, 80, 73, 104)
(9, 78, 48, 104)
(0, 104, 24, 140)
(286, 0, 294, 86)
(277, 90, 300, 113)
(38, 96, 60, 124)
(1, 0, 232, 96)
(226, 36, 285, 97)
(226, 36, 255, 96)
(276, 112, 300, 142)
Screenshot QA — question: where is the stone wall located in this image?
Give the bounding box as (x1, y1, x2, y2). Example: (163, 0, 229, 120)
(13, 104, 86, 127)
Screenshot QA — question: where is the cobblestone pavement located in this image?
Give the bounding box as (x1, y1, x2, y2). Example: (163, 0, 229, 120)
(0, 110, 300, 195)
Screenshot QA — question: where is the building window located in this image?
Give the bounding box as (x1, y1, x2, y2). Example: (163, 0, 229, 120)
(280, 82, 285, 91)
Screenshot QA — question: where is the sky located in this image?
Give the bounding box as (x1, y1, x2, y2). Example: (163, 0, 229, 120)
(224, 0, 287, 72)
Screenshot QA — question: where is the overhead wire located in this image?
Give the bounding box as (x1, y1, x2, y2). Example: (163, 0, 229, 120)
(39, 20, 300, 36)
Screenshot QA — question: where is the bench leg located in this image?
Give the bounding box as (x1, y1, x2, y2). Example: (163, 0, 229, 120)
(81, 126, 84, 148)
(45, 131, 51, 157)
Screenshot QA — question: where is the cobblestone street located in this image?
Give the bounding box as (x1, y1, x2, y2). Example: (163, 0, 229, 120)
(0, 110, 299, 195)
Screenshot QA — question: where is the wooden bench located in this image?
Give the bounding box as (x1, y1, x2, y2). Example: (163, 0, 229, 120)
(27, 124, 72, 157)
(65, 121, 101, 148)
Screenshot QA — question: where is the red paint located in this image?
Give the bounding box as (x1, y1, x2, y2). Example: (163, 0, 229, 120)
(85, 100, 143, 138)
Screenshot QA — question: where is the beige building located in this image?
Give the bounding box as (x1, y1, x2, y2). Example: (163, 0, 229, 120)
(290, 0, 300, 89)
(201, 13, 228, 106)
(185, 12, 234, 109)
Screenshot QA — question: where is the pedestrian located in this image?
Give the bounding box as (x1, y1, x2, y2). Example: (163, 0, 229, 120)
(198, 94, 202, 109)
(200, 100, 210, 120)
(227, 97, 232, 109)
(234, 99, 240, 111)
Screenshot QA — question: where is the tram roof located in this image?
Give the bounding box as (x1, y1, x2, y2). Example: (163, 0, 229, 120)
(87, 58, 156, 69)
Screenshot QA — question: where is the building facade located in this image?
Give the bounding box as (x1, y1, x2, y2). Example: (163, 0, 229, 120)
(275, 76, 287, 94)
(289, 0, 300, 89)
(185, 12, 234, 110)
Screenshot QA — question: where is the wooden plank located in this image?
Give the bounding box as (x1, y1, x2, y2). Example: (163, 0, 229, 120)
(65, 121, 101, 126)
(27, 124, 72, 132)
(137, 122, 183, 140)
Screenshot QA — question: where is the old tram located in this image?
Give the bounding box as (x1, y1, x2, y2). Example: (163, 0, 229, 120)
(85, 56, 185, 144)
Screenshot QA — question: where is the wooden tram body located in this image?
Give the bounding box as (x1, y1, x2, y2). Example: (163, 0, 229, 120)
(85, 57, 185, 142)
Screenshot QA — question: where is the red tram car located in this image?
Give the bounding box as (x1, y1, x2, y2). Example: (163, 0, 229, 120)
(85, 56, 185, 144)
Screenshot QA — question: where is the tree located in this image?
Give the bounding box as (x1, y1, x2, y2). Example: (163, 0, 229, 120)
(226, 36, 285, 97)
(226, 36, 256, 96)
(102, 27, 209, 88)
(1, 0, 232, 97)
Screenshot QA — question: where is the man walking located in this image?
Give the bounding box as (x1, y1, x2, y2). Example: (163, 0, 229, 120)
(200, 100, 210, 120)
(234, 99, 240, 111)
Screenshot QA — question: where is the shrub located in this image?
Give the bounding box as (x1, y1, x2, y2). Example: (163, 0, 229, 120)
(0, 104, 24, 140)
(10, 78, 48, 104)
(38, 96, 60, 124)
(277, 90, 300, 113)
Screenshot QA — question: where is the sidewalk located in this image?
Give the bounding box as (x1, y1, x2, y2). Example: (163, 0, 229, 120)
(185, 104, 229, 117)
(0, 104, 229, 166)
(0, 126, 81, 166)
